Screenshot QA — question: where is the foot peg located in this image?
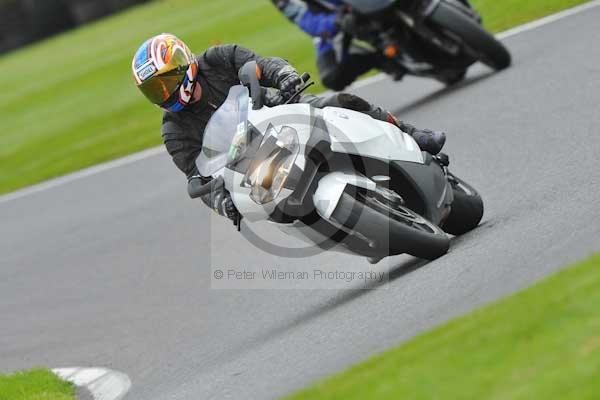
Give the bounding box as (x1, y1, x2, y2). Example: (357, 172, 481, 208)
(436, 152, 450, 167)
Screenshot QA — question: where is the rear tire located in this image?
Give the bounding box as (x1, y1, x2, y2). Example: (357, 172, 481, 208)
(443, 176, 484, 235)
(429, 1, 511, 70)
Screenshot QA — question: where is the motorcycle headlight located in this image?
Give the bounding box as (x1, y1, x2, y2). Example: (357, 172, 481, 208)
(244, 125, 300, 205)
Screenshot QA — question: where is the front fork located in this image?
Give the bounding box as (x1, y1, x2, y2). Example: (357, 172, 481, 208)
(379, 2, 465, 70)
(433, 153, 455, 223)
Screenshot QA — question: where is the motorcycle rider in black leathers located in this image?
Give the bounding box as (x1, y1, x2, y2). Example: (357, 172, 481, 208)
(271, 0, 395, 91)
(132, 34, 445, 222)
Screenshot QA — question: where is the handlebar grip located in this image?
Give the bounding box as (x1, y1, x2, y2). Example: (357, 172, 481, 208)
(187, 176, 224, 199)
(301, 72, 310, 83)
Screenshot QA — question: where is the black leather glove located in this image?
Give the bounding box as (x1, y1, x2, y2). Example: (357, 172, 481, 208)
(264, 88, 290, 107)
(336, 11, 358, 34)
(221, 193, 240, 221)
(336, 10, 373, 39)
(205, 188, 239, 221)
(189, 176, 240, 221)
(276, 66, 302, 100)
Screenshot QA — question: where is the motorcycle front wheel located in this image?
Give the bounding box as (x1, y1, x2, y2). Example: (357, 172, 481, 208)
(331, 190, 450, 260)
(428, 0, 511, 70)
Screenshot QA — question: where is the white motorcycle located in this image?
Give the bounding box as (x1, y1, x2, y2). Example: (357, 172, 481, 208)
(190, 61, 483, 262)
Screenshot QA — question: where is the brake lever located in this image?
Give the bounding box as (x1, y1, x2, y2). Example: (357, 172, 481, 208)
(284, 73, 314, 105)
(284, 82, 315, 104)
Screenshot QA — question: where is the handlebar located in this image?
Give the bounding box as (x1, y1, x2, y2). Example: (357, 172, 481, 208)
(187, 176, 224, 199)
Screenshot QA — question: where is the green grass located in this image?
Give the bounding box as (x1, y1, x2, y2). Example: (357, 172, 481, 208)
(285, 254, 600, 400)
(0, 0, 592, 194)
(0, 369, 75, 400)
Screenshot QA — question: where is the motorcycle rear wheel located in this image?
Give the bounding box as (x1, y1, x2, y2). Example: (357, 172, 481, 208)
(442, 174, 484, 235)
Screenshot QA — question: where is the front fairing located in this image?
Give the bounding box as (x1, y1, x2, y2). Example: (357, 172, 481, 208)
(228, 104, 313, 221)
(196, 85, 250, 177)
(322, 106, 424, 164)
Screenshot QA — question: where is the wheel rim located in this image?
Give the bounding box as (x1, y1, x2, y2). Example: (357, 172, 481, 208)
(359, 189, 443, 235)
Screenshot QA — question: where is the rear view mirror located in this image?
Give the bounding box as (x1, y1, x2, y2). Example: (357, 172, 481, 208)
(238, 61, 263, 110)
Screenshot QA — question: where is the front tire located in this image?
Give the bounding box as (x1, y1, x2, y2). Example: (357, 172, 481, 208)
(443, 175, 484, 235)
(437, 69, 467, 85)
(332, 190, 450, 260)
(428, 1, 511, 70)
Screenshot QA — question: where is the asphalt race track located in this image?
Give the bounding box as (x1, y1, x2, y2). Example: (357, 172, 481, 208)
(2, 7, 600, 400)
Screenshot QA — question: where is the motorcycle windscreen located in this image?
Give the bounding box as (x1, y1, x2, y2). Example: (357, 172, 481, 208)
(342, 0, 395, 14)
(196, 85, 250, 177)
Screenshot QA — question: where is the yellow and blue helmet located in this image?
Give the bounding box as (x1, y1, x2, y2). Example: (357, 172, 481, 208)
(132, 33, 198, 112)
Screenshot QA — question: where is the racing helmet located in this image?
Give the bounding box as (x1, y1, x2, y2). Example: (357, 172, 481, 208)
(132, 33, 198, 112)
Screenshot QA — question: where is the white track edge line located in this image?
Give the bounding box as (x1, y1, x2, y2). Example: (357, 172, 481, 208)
(496, 0, 600, 39)
(2, 0, 599, 204)
(52, 367, 132, 400)
(0, 146, 164, 204)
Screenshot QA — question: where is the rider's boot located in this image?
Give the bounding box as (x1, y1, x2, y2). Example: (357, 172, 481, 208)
(385, 114, 446, 155)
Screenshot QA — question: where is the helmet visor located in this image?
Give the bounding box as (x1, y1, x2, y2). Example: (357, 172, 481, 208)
(138, 49, 189, 105)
